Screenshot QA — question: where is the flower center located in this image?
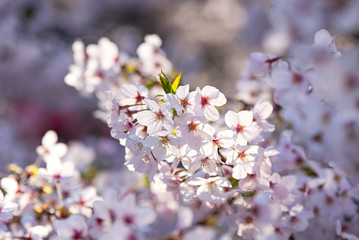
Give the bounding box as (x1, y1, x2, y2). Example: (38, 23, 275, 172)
(213, 137, 220, 147)
(292, 73, 303, 84)
(201, 157, 210, 167)
(72, 229, 84, 239)
(237, 151, 246, 161)
(124, 214, 134, 225)
(135, 91, 144, 104)
(200, 96, 210, 108)
(206, 181, 216, 191)
(180, 97, 191, 108)
(53, 174, 62, 180)
(154, 110, 164, 121)
(187, 121, 199, 132)
(235, 124, 244, 133)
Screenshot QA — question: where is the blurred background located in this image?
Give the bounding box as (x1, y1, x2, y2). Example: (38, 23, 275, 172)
(1, 0, 359, 170)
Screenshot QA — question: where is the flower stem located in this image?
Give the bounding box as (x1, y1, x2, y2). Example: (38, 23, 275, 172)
(56, 180, 63, 208)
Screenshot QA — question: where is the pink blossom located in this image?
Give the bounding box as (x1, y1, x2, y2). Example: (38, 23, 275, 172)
(188, 176, 231, 204)
(193, 86, 227, 121)
(136, 99, 174, 135)
(38, 158, 75, 182)
(225, 110, 260, 146)
(53, 214, 88, 239)
(0, 191, 17, 220)
(36, 130, 68, 163)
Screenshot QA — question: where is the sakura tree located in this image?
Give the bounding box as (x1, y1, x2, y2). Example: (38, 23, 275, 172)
(1, 3, 359, 240)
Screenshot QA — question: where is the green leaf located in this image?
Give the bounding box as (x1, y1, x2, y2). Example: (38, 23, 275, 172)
(300, 165, 318, 177)
(241, 190, 256, 198)
(228, 177, 239, 189)
(171, 72, 182, 94)
(158, 71, 172, 94)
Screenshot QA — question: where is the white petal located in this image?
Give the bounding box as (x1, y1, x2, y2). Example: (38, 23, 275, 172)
(232, 165, 247, 180)
(42, 130, 58, 147)
(61, 161, 75, 178)
(53, 143, 68, 158)
(202, 160, 218, 175)
(53, 220, 73, 237)
(188, 177, 206, 186)
(176, 85, 190, 99)
(237, 111, 253, 126)
(235, 134, 248, 146)
(136, 111, 155, 126)
(188, 160, 201, 175)
(144, 99, 160, 112)
(121, 193, 136, 209)
(271, 68, 292, 89)
(204, 105, 219, 121)
(202, 86, 219, 99)
(147, 119, 162, 135)
(144, 34, 162, 47)
(254, 101, 273, 120)
(134, 207, 156, 226)
(197, 185, 213, 202)
(225, 111, 238, 129)
(93, 201, 110, 221)
(210, 92, 227, 106)
(213, 177, 232, 188)
(46, 158, 62, 174)
(217, 130, 234, 148)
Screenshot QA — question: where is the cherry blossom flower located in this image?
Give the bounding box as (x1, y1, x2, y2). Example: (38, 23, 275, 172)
(269, 173, 297, 207)
(97, 37, 121, 70)
(283, 204, 313, 232)
(250, 52, 279, 77)
(177, 116, 209, 150)
(136, 99, 174, 135)
(165, 84, 195, 115)
(53, 214, 88, 240)
(236, 192, 281, 239)
(68, 186, 99, 217)
(64, 40, 92, 96)
(24, 225, 51, 240)
(336, 220, 359, 240)
(252, 100, 275, 132)
(271, 68, 309, 97)
(144, 133, 178, 161)
(314, 29, 341, 57)
(193, 86, 227, 121)
(92, 189, 119, 225)
(152, 162, 189, 202)
(200, 124, 234, 160)
(36, 130, 68, 163)
(93, 191, 156, 235)
(187, 150, 219, 176)
(0, 191, 17, 220)
(115, 193, 156, 228)
(118, 84, 148, 107)
(188, 177, 231, 204)
(137, 34, 173, 76)
(125, 149, 158, 181)
(225, 110, 260, 146)
(0, 176, 19, 198)
(38, 158, 75, 182)
(226, 145, 258, 180)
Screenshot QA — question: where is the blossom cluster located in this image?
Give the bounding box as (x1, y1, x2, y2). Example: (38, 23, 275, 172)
(1, 29, 359, 240)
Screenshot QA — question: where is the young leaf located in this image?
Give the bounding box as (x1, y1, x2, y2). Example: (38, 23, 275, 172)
(171, 72, 182, 94)
(157, 70, 173, 94)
